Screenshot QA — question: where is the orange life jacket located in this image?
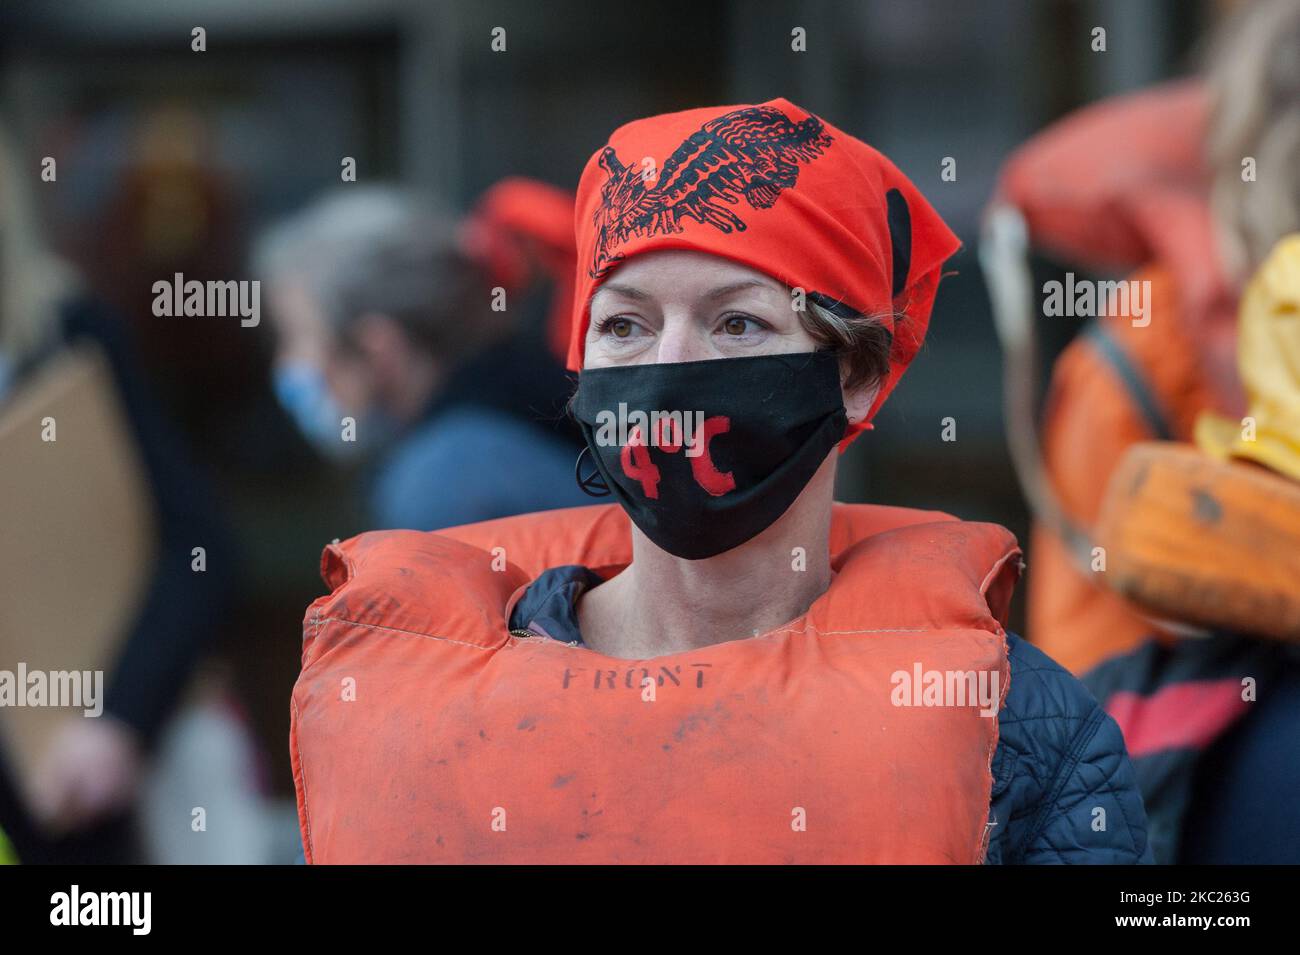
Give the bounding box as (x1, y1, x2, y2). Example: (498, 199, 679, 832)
(1032, 265, 1236, 672)
(291, 503, 1021, 864)
(995, 81, 1246, 674)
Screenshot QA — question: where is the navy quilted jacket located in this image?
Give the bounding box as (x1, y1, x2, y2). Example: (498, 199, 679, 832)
(510, 566, 1154, 865)
(985, 633, 1153, 863)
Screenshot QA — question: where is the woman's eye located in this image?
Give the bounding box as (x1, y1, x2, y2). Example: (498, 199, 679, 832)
(595, 316, 640, 339)
(719, 314, 764, 336)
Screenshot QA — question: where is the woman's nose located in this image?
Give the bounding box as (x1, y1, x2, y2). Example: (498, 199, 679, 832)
(654, 315, 713, 364)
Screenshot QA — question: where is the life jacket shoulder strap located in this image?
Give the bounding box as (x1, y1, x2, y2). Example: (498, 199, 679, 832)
(305, 504, 1022, 666)
(815, 520, 1022, 635)
(304, 529, 530, 669)
(436, 501, 965, 577)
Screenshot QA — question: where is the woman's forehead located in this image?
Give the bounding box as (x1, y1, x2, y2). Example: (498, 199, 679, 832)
(590, 249, 786, 304)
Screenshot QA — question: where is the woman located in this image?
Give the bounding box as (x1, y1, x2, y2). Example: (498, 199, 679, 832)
(290, 99, 1150, 864)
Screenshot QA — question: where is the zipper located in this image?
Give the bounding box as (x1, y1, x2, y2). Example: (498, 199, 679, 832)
(509, 627, 579, 648)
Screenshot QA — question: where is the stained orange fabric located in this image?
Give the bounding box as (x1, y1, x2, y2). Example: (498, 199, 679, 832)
(291, 503, 1019, 864)
(996, 81, 1248, 674)
(1031, 267, 1230, 672)
(997, 82, 1211, 267)
(995, 80, 1243, 409)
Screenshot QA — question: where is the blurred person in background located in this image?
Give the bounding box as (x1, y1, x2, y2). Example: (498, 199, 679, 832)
(991, 0, 1300, 862)
(462, 176, 580, 368)
(256, 184, 587, 533)
(0, 120, 235, 863)
(1014, 0, 1300, 677)
(1083, 232, 1300, 864)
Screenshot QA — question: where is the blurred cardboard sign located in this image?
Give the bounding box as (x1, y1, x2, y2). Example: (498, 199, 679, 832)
(0, 343, 156, 806)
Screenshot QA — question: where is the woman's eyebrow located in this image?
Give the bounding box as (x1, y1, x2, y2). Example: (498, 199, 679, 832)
(702, 279, 774, 301)
(592, 282, 649, 301)
(591, 278, 777, 306)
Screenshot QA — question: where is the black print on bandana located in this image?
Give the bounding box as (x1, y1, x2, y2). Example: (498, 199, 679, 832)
(589, 105, 834, 277)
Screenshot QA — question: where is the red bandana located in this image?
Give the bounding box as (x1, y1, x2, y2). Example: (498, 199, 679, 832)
(569, 98, 961, 440)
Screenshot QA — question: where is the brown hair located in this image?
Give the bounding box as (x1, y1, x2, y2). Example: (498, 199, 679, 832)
(797, 293, 895, 393)
(1205, 0, 1300, 282)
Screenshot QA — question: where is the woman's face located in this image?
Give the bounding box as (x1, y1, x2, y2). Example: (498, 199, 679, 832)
(584, 250, 819, 368)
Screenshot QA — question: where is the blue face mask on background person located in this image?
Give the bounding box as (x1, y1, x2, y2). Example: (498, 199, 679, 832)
(273, 360, 398, 460)
(0, 352, 13, 405)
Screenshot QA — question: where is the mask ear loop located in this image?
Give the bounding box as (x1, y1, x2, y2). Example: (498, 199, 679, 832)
(574, 445, 611, 497)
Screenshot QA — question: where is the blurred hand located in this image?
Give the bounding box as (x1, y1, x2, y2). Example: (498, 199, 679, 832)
(31, 716, 143, 834)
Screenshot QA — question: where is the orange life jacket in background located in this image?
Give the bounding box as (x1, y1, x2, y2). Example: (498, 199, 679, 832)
(291, 503, 1021, 864)
(1032, 266, 1231, 672)
(994, 81, 1247, 674)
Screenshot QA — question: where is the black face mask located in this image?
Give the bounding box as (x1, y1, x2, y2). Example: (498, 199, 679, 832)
(571, 351, 848, 560)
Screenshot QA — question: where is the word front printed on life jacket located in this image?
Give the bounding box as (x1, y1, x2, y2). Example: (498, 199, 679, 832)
(562, 662, 713, 691)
